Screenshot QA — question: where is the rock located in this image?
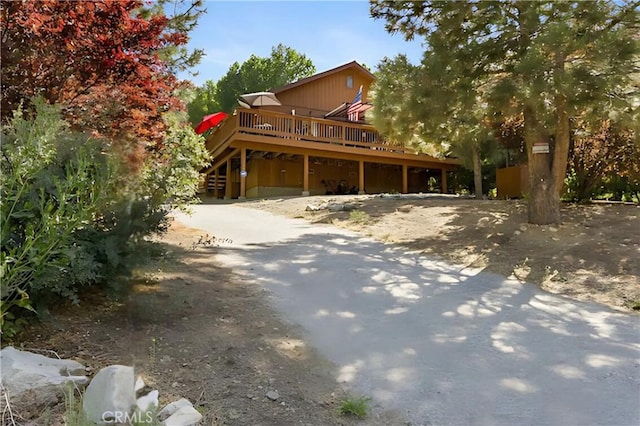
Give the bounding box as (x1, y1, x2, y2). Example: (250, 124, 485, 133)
(158, 398, 193, 421)
(266, 390, 279, 401)
(162, 405, 202, 426)
(306, 202, 329, 211)
(82, 365, 136, 425)
(136, 390, 159, 413)
(514, 230, 521, 236)
(326, 202, 361, 212)
(0, 347, 88, 404)
(135, 376, 145, 393)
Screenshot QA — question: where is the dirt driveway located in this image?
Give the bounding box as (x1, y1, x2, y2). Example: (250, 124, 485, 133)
(175, 201, 640, 426)
(241, 194, 640, 312)
(11, 194, 639, 425)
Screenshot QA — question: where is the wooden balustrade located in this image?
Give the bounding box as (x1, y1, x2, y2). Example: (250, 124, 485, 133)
(213, 108, 413, 154)
(205, 112, 238, 153)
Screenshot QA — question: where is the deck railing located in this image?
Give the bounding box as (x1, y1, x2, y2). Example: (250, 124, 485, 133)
(207, 108, 413, 155)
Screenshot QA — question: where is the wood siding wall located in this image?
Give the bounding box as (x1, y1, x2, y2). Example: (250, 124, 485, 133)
(266, 69, 373, 117)
(496, 165, 529, 198)
(244, 157, 432, 196)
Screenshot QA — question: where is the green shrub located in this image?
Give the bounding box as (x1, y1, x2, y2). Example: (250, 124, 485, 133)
(1, 100, 114, 333)
(0, 100, 209, 336)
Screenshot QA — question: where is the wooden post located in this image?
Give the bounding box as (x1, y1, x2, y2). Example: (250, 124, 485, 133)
(224, 159, 232, 199)
(402, 164, 408, 194)
(358, 160, 365, 194)
(302, 154, 310, 196)
(239, 148, 246, 199)
(213, 168, 219, 199)
(441, 168, 448, 194)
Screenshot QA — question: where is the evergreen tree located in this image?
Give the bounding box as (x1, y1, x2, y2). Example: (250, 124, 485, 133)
(213, 44, 315, 112)
(185, 80, 222, 125)
(371, 0, 639, 223)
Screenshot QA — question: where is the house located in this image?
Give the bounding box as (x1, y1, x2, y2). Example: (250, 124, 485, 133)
(202, 61, 459, 199)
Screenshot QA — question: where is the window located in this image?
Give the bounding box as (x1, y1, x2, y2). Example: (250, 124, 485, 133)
(346, 75, 353, 89)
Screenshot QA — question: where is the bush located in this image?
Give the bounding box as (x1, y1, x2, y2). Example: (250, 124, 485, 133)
(563, 120, 639, 203)
(0, 100, 209, 336)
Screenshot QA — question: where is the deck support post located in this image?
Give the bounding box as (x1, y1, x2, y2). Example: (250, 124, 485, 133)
(441, 168, 448, 194)
(402, 165, 408, 194)
(239, 148, 247, 199)
(358, 160, 365, 195)
(224, 159, 232, 199)
(213, 168, 219, 199)
(302, 154, 310, 196)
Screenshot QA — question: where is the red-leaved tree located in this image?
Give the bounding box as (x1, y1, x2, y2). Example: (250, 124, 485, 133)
(1, 0, 191, 163)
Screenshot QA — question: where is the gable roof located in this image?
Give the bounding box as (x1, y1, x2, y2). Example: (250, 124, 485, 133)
(271, 61, 375, 94)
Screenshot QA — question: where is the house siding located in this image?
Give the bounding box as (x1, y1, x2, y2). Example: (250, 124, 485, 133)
(244, 157, 431, 196)
(265, 68, 373, 118)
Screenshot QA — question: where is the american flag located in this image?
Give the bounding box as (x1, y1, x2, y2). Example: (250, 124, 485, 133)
(347, 85, 363, 121)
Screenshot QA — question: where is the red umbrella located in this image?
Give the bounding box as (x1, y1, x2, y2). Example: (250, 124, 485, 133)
(194, 112, 227, 134)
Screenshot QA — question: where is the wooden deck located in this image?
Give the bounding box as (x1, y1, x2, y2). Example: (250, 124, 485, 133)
(204, 108, 459, 198)
(208, 108, 413, 153)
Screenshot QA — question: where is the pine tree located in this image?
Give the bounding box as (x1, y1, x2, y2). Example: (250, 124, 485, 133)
(371, 0, 639, 223)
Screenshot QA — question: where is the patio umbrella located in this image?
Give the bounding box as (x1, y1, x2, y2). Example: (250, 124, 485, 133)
(239, 91, 282, 107)
(194, 112, 227, 134)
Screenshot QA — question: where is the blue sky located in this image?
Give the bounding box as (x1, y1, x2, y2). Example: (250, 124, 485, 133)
(180, 1, 426, 85)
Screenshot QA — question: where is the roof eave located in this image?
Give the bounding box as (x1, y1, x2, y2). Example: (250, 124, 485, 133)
(272, 61, 375, 94)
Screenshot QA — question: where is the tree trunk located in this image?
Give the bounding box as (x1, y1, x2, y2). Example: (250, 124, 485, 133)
(524, 106, 561, 224)
(472, 142, 483, 199)
(552, 52, 570, 196)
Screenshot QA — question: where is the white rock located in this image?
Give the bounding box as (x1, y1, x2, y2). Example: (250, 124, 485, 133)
(158, 398, 194, 421)
(135, 376, 145, 393)
(0, 347, 88, 397)
(82, 365, 135, 424)
(266, 390, 279, 401)
(305, 202, 328, 211)
(136, 390, 159, 413)
(162, 405, 202, 426)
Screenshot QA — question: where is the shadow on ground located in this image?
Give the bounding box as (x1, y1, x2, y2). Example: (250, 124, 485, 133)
(211, 227, 640, 426)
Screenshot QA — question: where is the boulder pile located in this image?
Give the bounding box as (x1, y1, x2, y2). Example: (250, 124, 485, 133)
(0, 347, 202, 425)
